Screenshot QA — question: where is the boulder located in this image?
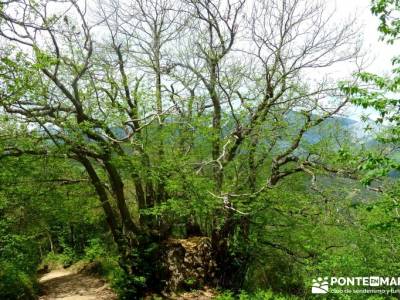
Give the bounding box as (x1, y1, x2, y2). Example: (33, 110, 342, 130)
(161, 236, 216, 292)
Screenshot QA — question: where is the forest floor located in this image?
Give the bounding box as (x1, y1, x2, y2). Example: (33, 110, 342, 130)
(38, 268, 117, 300)
(38, 265, 217, 300)
(145, 288, 217, 299)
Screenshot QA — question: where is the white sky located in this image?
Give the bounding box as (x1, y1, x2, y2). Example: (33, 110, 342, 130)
(333, 0, 398, 121)
(335, 0, 398, 74)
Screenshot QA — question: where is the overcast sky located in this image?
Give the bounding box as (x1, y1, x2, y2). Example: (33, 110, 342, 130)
(332, 0, 398, 121)
(335, 0, 398, 74)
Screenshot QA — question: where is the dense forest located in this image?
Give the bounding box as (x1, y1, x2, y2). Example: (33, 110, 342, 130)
(0, 0, 399, 299)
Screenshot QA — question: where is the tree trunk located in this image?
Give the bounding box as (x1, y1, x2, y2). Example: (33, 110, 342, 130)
(209, 63, 223, 191)
(78, 156, 136, 273)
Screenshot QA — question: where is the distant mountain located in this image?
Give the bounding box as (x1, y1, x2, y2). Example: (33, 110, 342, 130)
(285, 111, 373, 145)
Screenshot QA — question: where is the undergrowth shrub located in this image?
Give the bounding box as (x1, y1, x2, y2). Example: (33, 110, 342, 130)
(0, 232, 39, 299)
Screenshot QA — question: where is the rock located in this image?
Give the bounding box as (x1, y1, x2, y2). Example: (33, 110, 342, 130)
(37, 265, 50, 275)
(77, 261, 102, 275)
(160, 236, 216, 292)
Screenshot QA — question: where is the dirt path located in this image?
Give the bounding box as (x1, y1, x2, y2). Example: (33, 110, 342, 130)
(38, 267, 217, 300)
(38, 268, 117, 300)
